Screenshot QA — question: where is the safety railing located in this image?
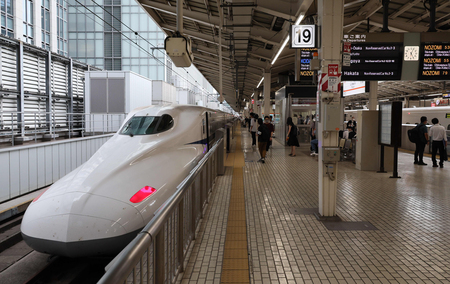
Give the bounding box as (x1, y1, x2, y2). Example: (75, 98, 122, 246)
(0, 112, 127, 146)
(97, 136, 224, 284)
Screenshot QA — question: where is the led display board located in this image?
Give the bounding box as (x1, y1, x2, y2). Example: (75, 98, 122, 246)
(342, 43, 403, 81)
(299, 48, 317, 80)
(418, 43, 450, 80)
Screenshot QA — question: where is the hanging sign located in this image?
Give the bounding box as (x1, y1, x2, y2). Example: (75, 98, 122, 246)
(290, 25, 316, 48)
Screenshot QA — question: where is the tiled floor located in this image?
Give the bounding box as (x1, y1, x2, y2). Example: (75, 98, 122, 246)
(177, 128, 450, 284)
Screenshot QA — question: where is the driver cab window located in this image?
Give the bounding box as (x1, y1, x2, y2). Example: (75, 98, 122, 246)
(155, 114, 174, 133)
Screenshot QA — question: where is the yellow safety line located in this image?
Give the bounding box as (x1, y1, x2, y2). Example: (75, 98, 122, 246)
(221, 129, 249, 284)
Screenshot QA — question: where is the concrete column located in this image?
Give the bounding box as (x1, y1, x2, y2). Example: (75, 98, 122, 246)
(317, 0, 344, 218)
(264, 72, 271, 118)
(368, 81, 378, 110)
(34, 0, 42, 48)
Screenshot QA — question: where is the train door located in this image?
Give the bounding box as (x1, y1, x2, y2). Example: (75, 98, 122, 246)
(203, 112, 210, 152)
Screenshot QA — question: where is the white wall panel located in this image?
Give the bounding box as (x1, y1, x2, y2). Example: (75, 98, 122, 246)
(19, 150, 29, 194)
(37, 147, 46, 188)
(70, 142, 77, 170)
(44, 146, 52, 185)
(76, 141, 82, 167)
(0, 153, 10, 202)
(58, 144, 66, 177)
(0, 135, 112, 202)
(28, 148, 38, 190)
(65, 143, 71, 174)
(9, 151, 20, 198)
(52, 145, 59, 182)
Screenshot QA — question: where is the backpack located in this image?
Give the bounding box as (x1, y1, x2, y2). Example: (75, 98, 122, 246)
(407, 125, 420, 143)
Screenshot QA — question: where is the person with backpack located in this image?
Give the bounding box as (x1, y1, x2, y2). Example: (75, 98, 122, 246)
(257, 118, 270, 163)
(414, 116, 429, 166)
(286, 117, 299, 157)
(429, 118, 448, 168)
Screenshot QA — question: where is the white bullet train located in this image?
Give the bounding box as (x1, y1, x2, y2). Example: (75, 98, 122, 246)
(21, 104, 233, 257)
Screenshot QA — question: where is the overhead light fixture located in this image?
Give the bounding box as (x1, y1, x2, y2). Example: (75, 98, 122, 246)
(251, 93, 254, 98)
(272, 14, 305, 66)
(257, 77, 264, 88)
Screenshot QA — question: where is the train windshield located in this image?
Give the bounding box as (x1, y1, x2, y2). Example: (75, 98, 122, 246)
(120, 115, 173, 136)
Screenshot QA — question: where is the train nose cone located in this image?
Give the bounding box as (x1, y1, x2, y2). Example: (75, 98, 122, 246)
(21, 192, 145, 257)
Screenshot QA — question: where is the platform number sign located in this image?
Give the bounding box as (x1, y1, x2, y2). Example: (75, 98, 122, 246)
(291, 25, 316, 48)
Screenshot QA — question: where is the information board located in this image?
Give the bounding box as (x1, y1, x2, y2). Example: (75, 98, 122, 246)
(299, 48, 317, 80)
(418, 43, 450, 80)
(342, 43, 403, 81)
(378, 101, 402, 147)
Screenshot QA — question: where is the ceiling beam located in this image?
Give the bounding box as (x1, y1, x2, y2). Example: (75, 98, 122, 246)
(369, 14, 429, 32)
(409, 1, 450, 24)
(160, 23, 229, 47)
(390, 0, 421, 19)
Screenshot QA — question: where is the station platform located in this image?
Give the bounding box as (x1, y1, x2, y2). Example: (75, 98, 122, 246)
(176, 127, 450, 284)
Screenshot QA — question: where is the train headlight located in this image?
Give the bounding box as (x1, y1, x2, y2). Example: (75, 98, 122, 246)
(130, 186, 157, 203)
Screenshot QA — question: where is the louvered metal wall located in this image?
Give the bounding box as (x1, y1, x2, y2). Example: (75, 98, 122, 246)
(0, 36, 101, 143)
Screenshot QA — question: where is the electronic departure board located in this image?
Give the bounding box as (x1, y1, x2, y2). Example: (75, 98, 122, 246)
(418, 43, 450, 80)
(342, 43, 403, 81)
(299, 48, 317, 81)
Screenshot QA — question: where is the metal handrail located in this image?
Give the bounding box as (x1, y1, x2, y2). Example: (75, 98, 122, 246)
(98, 137, 224, 284)
(0, 111, 127, 146)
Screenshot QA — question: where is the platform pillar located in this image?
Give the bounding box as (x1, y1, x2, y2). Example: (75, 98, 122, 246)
(263, 72, 271, 118)
(368, 81, 378, 111)
(317, 0, 344, 218)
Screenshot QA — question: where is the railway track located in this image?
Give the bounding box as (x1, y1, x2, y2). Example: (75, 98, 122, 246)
(0, 214, 112, 284)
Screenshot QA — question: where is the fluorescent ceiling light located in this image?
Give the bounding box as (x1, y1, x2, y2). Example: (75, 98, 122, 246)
(272, 14, 304, 65)
(251, 93, 254, 98)
(257, 78, 264, 88)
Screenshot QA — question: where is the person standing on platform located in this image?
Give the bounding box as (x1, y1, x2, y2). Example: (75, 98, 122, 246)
(429, 118, 448, 168)
(264, 116, 274, 152)
(250, 113, 258, 147)
(286, 117, 299, 157)
(257, 118, 270, 163)
(414, 116, 429, 166)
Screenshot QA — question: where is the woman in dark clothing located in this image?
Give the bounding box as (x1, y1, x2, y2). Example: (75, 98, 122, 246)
(257, 118, 270, 163)
(286, 117, 299, 156)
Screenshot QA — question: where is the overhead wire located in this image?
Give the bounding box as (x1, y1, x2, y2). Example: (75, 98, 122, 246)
(63, 0, 226, 106)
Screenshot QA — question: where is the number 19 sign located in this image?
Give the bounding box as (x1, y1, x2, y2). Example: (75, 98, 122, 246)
(290, 25, 316, 48)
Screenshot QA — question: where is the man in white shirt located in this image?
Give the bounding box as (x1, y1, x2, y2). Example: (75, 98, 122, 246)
(429, 118, 448, 168)
(250, 113, 258, 146)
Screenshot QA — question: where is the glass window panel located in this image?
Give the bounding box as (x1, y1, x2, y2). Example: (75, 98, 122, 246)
(122, 58, 130, 65)
(1, 0, 5, 12)
(6, 0, 11, 14)
(68, 13, 76, 31)
(77, 14, 84, 31)
(130, 14, 139, 30)
(131, 6, 139, 13)
(23, 0, 26, 19)
(86, 39, 94, 56)
(29, 1, 34, 23)
(122, 13, 129, 29)
(69, 40, 78, 57)
(45, 11, 50, 30)
(69, 32, 76, 39)
(95, 39, 103, 57)
(122, 0, 130, 5)
(95, 19, 102, 31)
(86, 17, 94, 31)
(46, 33, 49, 42)
(1, 15, 5, 26)
(78, 32, 85, 39)
(123, 6, 129, 13)
(95, 32, 102, 39)
(139, 13, 147, 27)
(86, 32, 94, 39)
(78, 40, 86, 57)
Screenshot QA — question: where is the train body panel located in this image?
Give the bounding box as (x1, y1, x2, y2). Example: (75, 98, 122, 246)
(21, 104, 233, 257)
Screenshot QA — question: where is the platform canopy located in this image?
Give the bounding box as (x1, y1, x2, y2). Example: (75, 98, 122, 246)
(137, 0, 450, 111)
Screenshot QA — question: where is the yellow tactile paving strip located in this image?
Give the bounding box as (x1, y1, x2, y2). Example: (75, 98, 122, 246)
(221, 130, 249, 284)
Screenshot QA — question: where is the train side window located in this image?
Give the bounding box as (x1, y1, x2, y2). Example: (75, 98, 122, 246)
(202, 119, 205, 134)
(155, 114, 174, 133)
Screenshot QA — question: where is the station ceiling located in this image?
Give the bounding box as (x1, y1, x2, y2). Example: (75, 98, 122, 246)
(137, 0, 450, 111)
